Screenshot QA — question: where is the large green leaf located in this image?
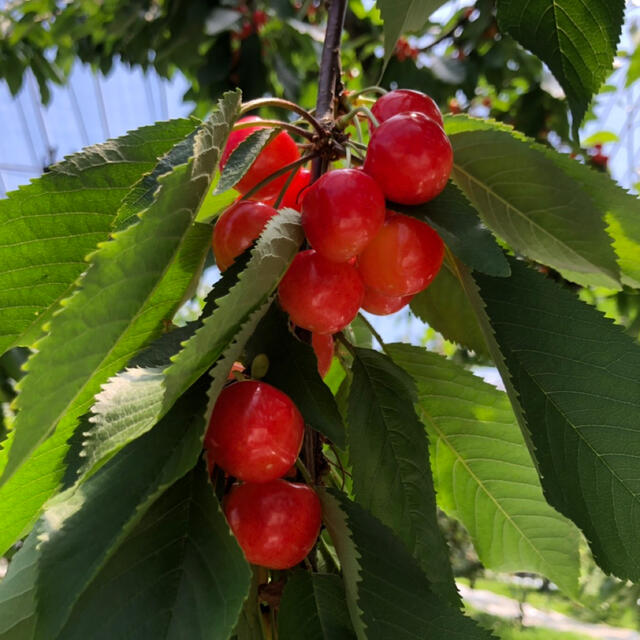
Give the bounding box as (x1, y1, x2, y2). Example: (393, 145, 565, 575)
(0, 377, 211, 639)
(278, 572, 356, 640)
(378, 0, 448, 69)
(59, 463, 251, 640)
(473, 258, 640, 580)
(444, 117, 620, 289)
(0, 91, 241, 488)
(83, 210, 303, 479)
(347, 346, 457, 604)
(0, 117, 197, 355)
(320, 489, 495, 640)
(410, 262, 489, 356)
(391, 182, 510, 277)
(387, 343, 580, 597)
(245, 305, 345, 447)
(497, 0, 624, 136)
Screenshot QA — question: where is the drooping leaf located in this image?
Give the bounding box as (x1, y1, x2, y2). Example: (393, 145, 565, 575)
(347, 346, 457, 604)
(391, 182, 510, 277)
(444, 117, 620, 288)
(497, 0, 624, 136)
(278, 572, 356, 640)
(245, 305, 345, 447)
(0, 117, 198, 355)
(378, 0, 448, 69)
(320, 489, 495, 640)
(0, 92, 241, 554)
(410, 262, 489, 356)
(473, 258, 640, 580)
(83, 210, 303, 481)
(387, 343, 580, 597)
(214, 127, 275, 194)
(59, 463, 251, 640)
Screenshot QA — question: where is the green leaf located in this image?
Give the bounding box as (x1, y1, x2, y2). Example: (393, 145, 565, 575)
(59, 462, 251, 640)
(379, 0, 447, 69)
(0, 117, 197, 355)
(214, 127, 275, 194)
(627, 45, 640, 88)
(0, 92, 241, 487)
(278, 572, 356, 640)
(347, 346, 457, 604)
(582, 131, 619, 146)
(245, 305, 345, 447)
(32, 378, 213, 638)
(496, 0, 624, 135)
(387, 343, 580, 597)
(473, 258, 640, 581)
(320, 489, 495, 640)
(445, 117, 621, 289)
(0, 92, 241, 554)
(391, 182, 510, 277)
(84, 210, 303, 480)
(410, 262, 489, 356)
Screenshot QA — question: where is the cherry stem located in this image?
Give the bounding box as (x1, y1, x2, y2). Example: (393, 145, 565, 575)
(356, 312, 388, 354)
(241, 98, 324, 136)
(273, 163, 299, 209)
(232, 117, 315, 141)
(349, 86, 388, 98)
(295, 458, 314, 485)
(240, 153, 318, 202)
(337, 105, 379, 129)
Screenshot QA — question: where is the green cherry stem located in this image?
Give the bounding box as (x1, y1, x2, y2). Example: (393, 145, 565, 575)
(356, 312, 388, 354)
(295, 458, 314, 485)
(240, 98, 325, 136)
(232, 118, 315, 141)
(349, 86, 388, 99)
(273, 163, 299, 209)
(337, 105, 379, 129)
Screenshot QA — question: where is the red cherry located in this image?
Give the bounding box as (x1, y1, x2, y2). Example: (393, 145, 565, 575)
(205, 380, 304, 483)
(266, 167, 311, 211)
(372, 89, 443, 127)
(279, 250, 364, 334)
(363, 112, 452, 205)
(302, 169, 385, 262)
(357, 213, 444, 296)
(224, 480, 322, 569)
(448, 98, 461, 114)
(361, 287, 413, 316)
(213, 200, 278, 271)
(220, 116, 301, 200)
(311, 333, 334, 377)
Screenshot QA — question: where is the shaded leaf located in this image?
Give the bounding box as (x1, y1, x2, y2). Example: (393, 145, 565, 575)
(278, 572, 356, 640)
(391, 182, 510, 277)
(473, 258, 640, 580)
(445, 117, 620, 288)
(347, 346, 457, 604)
(59, 463, 251, 640)
(388, 343, 580, 597)
(0, 117, 197, 355)
(497, 0, 624, 135)
(320, 489, 495, 640)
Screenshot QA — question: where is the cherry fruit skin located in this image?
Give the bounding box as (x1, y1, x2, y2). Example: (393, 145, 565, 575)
(220, 116, 300, 200)
(358, 213, 444, 296)
(302, 169, 385, 262)
(372, 89, 443, 127)
(311, 333, 334, 377)
(363, 112, 453, 205)
(361, 287, 413, 316)
(205, 380, 304, 483)
(279, 250, 364, 334)
(213, 200, 278, 271)
(224, 480, 322, 569)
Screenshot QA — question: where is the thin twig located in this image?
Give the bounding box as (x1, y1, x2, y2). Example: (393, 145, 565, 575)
(241, 153, 318, 201)
(241, 97, 324, 135)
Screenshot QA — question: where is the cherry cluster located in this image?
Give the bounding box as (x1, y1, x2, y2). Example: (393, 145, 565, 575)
(205, 380, 322, 569)
(209, 88, 452, 568)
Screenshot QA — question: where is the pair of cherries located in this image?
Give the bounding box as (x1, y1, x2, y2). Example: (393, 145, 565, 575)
(205, 379, 322, 569)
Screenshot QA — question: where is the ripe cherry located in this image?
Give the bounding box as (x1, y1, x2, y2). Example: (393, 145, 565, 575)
(279, 250, 364, 334)
(224, 479, 322, 569)
(302, 169, 385, 262)
(205, 380, 304, 483)
(358, 213, 444, 296)
(364, 112, 453, 205)
(311, 333, 334, 377)
(220, 116, 300, 200)
(372, 89, 443, 127)
(266, 167, 311, 211)
(213, 200, 278, 272)
(361, 287, 414, 316)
